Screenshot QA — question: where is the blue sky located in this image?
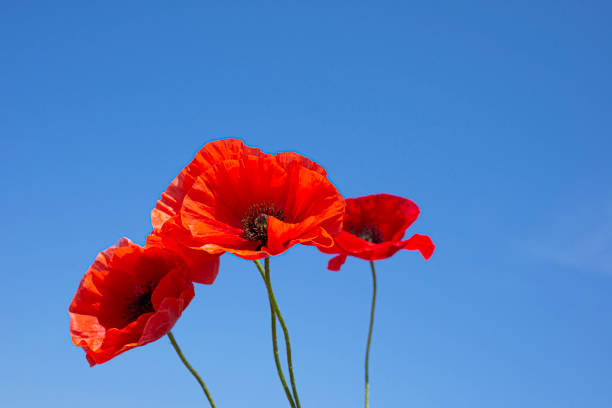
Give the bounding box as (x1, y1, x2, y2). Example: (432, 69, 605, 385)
(1, 1, 611, 407)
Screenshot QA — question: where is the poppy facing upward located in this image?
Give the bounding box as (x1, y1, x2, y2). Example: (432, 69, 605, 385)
(69, 238, 195, 366)
(153, 139, 346, 260)
(319, 193, 435, 270)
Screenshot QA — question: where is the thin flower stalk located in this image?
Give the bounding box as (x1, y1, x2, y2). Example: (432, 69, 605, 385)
(254, 259, 296, 408)
(364, 261, 377, 408)
(255, 258, 302, 408)
(168, 331, 217, 408)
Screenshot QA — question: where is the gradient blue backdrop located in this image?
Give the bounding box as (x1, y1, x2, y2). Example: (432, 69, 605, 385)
(1, 1, 611, 407)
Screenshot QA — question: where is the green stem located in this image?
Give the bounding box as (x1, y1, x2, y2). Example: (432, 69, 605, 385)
(264, 257, 302, 408)
(365, 261, 378, 408)
(167, 331, 217, 408)
(254, 259, 296, 408)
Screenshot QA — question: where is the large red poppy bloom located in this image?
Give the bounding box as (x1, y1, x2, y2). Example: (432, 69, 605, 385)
(69, 238, 195, 366)
(318, 194, 435, 271)
(152, 139, 345, 260)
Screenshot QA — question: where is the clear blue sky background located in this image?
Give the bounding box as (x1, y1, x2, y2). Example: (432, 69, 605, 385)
(1, 1, 611, 407)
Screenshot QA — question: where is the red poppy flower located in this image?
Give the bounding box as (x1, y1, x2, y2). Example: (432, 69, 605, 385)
(318, 194, 435, 271)
(69, 238, 195, 366)
(152, 139, 345, 260)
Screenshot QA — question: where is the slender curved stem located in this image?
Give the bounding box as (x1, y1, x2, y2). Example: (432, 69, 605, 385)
(365, 261, 378, 408)
(167, 331, 217, 408)
(264, 257, 302, 408)
(254, 259, 296, 408)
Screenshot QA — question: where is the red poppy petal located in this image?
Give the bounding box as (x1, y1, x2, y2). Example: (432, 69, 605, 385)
(281, 162, 344, 225)
(152, 171, 195, 229)
(69, 238, 135, 318)
(113, 237, 134, 250)
(69, 313, 105, 349)
(140, 297, 186, 345)
(143, 232, 163, 248)
(328, 254, 348, 271)
(395, 233, 435, 260)
(307, 226, 335, 249)
(316, 230, 346, 254)
(266, 216, 319, 254)
(200, 242, 272, 260)
(145, 231, 221, 285)
(275, 152, 327, 176)
(335, 230, 376, 254)
(197, 138, 263, 164)
(189, 255, 220, 284)
(198, 243, 231, 255)
(152, 139, 263, 230)
(151, 268, 187, 310)
(82, 312, 151, 366)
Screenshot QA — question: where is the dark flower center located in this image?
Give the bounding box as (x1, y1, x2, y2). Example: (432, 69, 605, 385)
(242, 202, 285, 248)
(124, 284, 155, 322)
(350, 225, 384, 244)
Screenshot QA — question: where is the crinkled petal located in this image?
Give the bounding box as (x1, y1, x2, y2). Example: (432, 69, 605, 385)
(345, 233, 435, 262)
(152, 139, 263, 230)
(81, 312, 151, 366)
(275, 152, 327, 176)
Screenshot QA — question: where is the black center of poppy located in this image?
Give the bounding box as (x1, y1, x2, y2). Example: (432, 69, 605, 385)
(124, 284, 155, 322)
(350, 225, 384, 244)
(242, 202, 285, 248)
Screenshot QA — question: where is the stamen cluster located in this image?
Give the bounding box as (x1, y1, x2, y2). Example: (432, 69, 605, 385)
(351, 225, 384, 244)
(242, 202, 285, 246)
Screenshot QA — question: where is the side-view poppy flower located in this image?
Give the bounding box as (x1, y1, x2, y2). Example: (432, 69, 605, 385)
(318, 194, 434, 408)
(69, 238, 195, 366)
(319, 193, 435, 270)
(153, 139, 346, 260)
